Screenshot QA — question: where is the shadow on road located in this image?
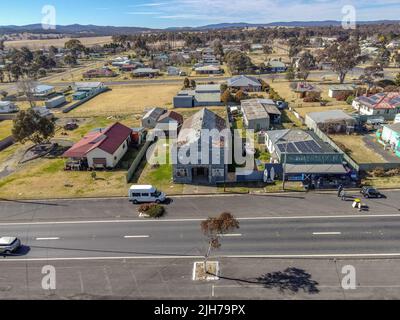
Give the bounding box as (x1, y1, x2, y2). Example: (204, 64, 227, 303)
(1, 245, 31, 258)
(212, 267, 319, 294)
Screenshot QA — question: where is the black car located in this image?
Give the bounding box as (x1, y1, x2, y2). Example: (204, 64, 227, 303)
(360, 187, 384, 198)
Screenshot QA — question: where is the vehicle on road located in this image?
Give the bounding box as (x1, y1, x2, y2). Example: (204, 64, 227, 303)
(128, 185, 166, 204)
(0, 237, 21, 254)
(360, 187, 384, 198)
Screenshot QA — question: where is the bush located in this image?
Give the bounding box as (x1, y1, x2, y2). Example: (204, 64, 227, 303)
(346, 95, 355, 105)
(335, 92, 352, 101)
(303, 92, 320, 102)
(371, 167, 386, 177)
(138, 203, 165, 218)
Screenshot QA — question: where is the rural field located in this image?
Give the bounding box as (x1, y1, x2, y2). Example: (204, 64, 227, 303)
(66, 84, 181, 117)
(4, 36, 113, 49)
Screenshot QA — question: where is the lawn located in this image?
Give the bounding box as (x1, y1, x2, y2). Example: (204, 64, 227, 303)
(0, 158, 131, 199)
(0, 120, 13, 140)
(330, 134, 386, 163)
(67, 84, 181, 117)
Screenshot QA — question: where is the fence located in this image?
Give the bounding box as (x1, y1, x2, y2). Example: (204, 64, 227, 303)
(126, 139, 154, 183)
(62, 87, 109, 113)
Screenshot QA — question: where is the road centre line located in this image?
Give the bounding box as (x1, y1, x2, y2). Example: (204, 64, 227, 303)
(219, 233, 242, 237)
(6, 252, 400, 262)
(313, 232, 342, 235)
(1, 214, 400, 226)
(35, 237, 60, 241)
(124, 235, 150, 238)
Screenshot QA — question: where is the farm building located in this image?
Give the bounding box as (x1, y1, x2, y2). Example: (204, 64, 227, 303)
(305, 110, 356, 134)
(63, 122, 132, 170)
(173, 108, 229, 185)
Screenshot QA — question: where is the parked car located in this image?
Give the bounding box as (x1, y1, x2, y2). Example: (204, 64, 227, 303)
(128, 185, 166, 204)
(0, 237, 21, 254)
(360, 187, 384, 198)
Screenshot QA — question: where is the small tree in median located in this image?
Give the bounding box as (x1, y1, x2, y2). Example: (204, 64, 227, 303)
(200, 212, 240, 273)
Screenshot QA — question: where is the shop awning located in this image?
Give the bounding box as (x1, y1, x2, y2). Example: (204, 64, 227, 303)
(284, 164, 348, 175)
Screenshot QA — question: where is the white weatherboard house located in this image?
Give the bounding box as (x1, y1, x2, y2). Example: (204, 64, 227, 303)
(352, 92, 400, 120)
(63, 122, 132, 169)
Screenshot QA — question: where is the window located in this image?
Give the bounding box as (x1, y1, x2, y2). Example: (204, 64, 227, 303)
(131, 193, 141, 197)
(176, 169, 188, 177)
(114, 156, 117, 160)
(123, 144, 125, 149)
(141, 193, 150, 197)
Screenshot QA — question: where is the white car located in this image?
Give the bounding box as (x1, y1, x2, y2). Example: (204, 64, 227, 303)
(0, 237, 21, 254)
(128, 185, 166, 204)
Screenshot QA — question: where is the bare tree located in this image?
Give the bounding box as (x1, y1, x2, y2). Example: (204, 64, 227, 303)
(200, 212, 240, 272)
(17, 78, 38, 108)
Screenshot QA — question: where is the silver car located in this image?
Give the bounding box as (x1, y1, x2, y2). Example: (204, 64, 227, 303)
(0, 237, 21, 254)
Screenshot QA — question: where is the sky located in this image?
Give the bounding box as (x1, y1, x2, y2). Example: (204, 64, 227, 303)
(1, 0, 399, 29)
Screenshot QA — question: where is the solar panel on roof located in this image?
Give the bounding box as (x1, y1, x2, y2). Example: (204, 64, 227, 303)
(306, 140, 323, 153)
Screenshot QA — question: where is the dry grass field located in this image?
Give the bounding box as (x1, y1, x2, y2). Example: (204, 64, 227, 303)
(0, 120, 13, 140)
(66, 84, 181, 117)
(330, 134, 386, 163)
(4, 36, 113, 49)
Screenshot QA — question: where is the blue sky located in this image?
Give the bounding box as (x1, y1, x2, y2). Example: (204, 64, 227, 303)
(1, 0, 399, 28)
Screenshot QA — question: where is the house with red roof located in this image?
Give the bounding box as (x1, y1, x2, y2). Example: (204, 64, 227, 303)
(63, 122, 132, 170)
(352, 92, 400, 120)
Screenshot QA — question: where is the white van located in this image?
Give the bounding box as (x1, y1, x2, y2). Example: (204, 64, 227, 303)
(128, 185, 166, 204)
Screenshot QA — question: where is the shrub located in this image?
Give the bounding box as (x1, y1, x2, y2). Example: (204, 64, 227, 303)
(346, 95, 355, 105)
(138, 203, 165, 218)
(303, 92, 320, 102)
(335, 92, 352, 101)
(371, 167, 386, 177)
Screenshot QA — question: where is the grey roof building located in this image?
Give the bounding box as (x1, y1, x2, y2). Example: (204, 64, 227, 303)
(227, 75, 262, 92)
(173, 84, 222, 108)
(305, 109, 356, 134)
(265, 129, 345, 169)
(173, 108, 229, 185)
(141, 107, 167, 129)
(241, 99, 281, 131)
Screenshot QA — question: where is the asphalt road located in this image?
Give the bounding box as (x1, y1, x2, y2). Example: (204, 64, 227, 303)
(1, 191, 400, 223)
(3, 215, 400, 260)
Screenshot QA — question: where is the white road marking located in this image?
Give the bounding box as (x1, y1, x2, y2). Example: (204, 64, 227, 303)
(1, 213, 400, 226)
(313, 232, 342, 235)
(218, 233, 242, 237)
(35, 237, 60, 241)
(4, 252, 400, 262)
(123, 235, 150, 239)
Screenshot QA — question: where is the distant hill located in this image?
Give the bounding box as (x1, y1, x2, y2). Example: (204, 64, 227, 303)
(1, 20, 399, 36)
(0, 24, 155, 36)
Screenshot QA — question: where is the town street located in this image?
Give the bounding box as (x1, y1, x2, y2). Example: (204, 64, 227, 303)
(2, 215, 400, 260)
(0, 191, 400, 223)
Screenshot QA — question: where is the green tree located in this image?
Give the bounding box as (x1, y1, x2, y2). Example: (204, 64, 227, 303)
(213, 40, 224, 58)
(297, 51, 315, 81)
(183, 77, 190, 88)
(263, 44, 273, 54)
(285, 66, 296, 81)
(324, 41, 362, 84)
(395, 73, 400, 87)
(12, 108, 55, 144)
